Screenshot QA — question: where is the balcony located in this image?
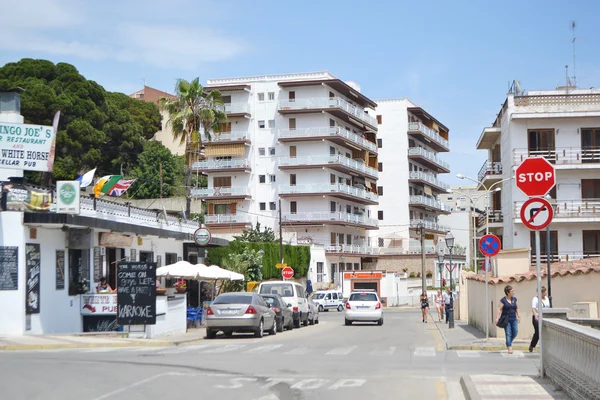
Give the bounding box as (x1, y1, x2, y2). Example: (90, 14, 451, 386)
(409, 219, 450, 233)
(282, 212, 378, 229)
(190, 187, 251, 200)
(191, 159, 251, 173)
(408, 171, 449, 193)
(325, 245, 378, 256)
(279, 183, 378, 205)
(201, 131, 250, 145)
(514, 199, 600, 223)
(408, 147, 450, 173)
(278, 97, 378, 131)
(513, 147, 600, 169)
(278, 127, 377, 153)
(409, 195, 451, 214)
(476, 211, 504, 230)
(477, 160, 503, 185)
(407, 122, 449, 152)
(204, 214, 251, 227)
(476, 127, 502, 150)
(279, 155, 378, 179)
(223, 102, 250, 118)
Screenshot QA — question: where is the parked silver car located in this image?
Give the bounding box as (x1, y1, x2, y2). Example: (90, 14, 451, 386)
(206, 292, 276, 339)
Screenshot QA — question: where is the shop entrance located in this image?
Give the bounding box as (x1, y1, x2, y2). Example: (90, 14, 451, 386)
(351, 280, 380, 299)
(106, 248, 125, 290)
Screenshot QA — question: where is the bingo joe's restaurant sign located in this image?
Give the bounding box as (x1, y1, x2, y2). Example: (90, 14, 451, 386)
(0, 121, 56, 172)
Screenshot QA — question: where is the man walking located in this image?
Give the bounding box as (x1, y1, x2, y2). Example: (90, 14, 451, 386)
(443, 287, 453, 323)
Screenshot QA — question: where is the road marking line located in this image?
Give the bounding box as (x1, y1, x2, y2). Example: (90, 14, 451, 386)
(91, 372, 186, 400)
(435, 380, 448, 400)
(284, 346, 310, 355)
(370, 346, 396, 356)
(244, 344, 282, 354)
(83, 348, 118, 353)
(500, 351, 524, 358)
(413, 347, 436, 357)
(326, 346, 357, 355)
(456, 350, 482, 358)
(201, 344, 246, 354)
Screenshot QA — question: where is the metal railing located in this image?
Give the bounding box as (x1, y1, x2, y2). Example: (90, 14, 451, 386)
(190, 187, 251, 197)
(278, 97, 377, 127)
(282, 211, 378, 227)
(477, 210, 503, 227)
(192, 159, 250, 170)
(477, 160, 503, 182)
(408, 147, 450, 170)
(542, 318, 600, 400)
(409, 195, 450, 212)
(409, 219, 450, 232)
(201, 131, 249, 143)
(408, 122, 449, 149)
(204, 214, 251, 224)
(514, 93, 600, 108)
(278, 127, 377, 152)
(514, 199, 600, 219)
(408, 171, 450, 191)
(325, 245, 377, 255)
(513, 147, 600, 166)
(279, 183, 378, 202)
(278, 154, 378, 177)
(223, 102, 250, 114)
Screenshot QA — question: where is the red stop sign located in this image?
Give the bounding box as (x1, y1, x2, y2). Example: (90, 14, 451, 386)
(516, 157, 556, 197)
(281, 266, 294, 280)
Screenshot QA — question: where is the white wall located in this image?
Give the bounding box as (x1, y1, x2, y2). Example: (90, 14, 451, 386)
(0, 212, 26, 334)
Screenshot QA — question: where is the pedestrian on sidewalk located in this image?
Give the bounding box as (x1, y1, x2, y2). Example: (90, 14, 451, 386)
(529, 286, 550, 353)
(443, 288, 453, 323)
(495, 285, 521, 354)
(420, 291, 429, 323)
(434, 289, 444, 321)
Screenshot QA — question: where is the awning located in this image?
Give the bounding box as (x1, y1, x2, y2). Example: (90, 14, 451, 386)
(204, 143, 245, 157)
(206, 198, 244, 205)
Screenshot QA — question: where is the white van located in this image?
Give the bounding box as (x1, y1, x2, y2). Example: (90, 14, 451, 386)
(311, 290, 345, 312)
(258, 281, 309, 328)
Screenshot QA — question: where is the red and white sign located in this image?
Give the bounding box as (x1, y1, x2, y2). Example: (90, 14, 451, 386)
(516, 157, 556, 197)
(520, 197, 554, 230)
(281, 266, 294, 280)
(343, 271, 383, 279)
(80, 294, 117, 315)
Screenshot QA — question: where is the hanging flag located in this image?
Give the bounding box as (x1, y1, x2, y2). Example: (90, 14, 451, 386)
(93, 175, 122, 198)
(46, 110, 61, 171)
(107, 179, 136, 197)
(75, 168, 97, 188)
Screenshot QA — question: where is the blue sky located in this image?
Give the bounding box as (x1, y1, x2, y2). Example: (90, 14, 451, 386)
(2, 0, 600, 186)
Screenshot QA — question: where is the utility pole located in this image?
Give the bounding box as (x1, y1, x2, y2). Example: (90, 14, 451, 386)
(546, 225, 553, 307)
(420, 223, 426, 293)
(279, 198, 283, 263)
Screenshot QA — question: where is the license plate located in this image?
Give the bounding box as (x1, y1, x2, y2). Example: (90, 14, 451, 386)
(358, 306, 370, 310)
(220, 310, 237, 315)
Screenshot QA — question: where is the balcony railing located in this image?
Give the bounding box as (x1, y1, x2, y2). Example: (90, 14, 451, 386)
(279, 183, 378, 203)
(408, 171, 449, 191)
(282, 212, 378, 227)
(409, 219, 450, 232)
(325, 245, 377, 255)
(278, 97, 377, 127)
(223, 102, 250, 114)
(409, 195, 450, 212)
(408, 147, 450, 170)
(279, 155, 378, 178)
(477, 210, 504, 227)
(278, 127, 377, 152)
(513, 147, 600, 166)
(514, 199, 600, 219)
(201, 131, 249, 143)
(477, 160, 503, 182)
(191, 187, 251, 198)
(408, 122, 449, 149)
(204, 214, 251, 224)
(192, 159, 250, 171)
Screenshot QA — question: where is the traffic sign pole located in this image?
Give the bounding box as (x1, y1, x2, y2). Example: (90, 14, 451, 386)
(479, 234, 501, 341)
(485, 255, 489, 340)
(535, 230, 544, 378)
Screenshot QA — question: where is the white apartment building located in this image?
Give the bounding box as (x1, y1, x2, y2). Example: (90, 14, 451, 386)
(476, 86, 600, 261)
(194, 72, 379, 287)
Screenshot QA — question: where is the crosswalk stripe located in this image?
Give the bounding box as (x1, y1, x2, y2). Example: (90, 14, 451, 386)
(326, 346, 357, 355)
(500, 351, 524, 358)
(413, 347, 436, 357)
(456, 350, 481, 358)
(83, 348, 117, 353)
(370, 346, 396, 356)
(201, 344, 246, 354)
(284, 346, 310, 355)
(244, 344, 282, 354)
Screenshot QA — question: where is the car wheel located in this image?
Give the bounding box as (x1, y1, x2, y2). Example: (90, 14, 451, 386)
(270, 319, 277, 336)
(294, 318, 301, 329)
(254, 319, 264, 338)
(206, 329, 217, 339)
(287, 318, 294, 330)
(302, 314, 309, 326)
(308, 315, 314, 325)
(315, 317, 319, 325)
(337, 305, 344, 312)
(277, 318, 284, 332)
(318, 305, 324, 312)
(378, 318, 384, 326)
(345, 318, 352, 326)
(224, 331, 233, 337)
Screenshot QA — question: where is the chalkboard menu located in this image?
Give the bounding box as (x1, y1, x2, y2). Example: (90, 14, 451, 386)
(26, 243, 41, 314)
(93, 247, 101, 281)
(116, 261, 156, 326)
(55, 250, 65, 290)
(0, 246, 18, 291)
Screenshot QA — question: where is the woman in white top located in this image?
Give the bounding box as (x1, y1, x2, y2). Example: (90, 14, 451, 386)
(529, 286, 550, 352)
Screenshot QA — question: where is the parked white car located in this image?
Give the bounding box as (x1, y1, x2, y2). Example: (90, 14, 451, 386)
(344, 290, 383, 326)
(258, 281, 309, 328)
(311, 290, 345, 312)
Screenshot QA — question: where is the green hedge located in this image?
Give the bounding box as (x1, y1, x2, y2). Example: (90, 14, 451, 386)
(205, 242, 311, 279)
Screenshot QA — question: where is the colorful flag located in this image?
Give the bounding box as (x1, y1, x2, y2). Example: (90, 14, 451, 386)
(46, 110, 61, 171)
(75, 168, 97, 188)
(107, 179, 136, 197)
(93, 175, 122, 198)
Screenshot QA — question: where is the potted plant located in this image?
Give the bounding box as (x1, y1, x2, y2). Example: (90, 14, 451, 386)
(156, 287, 167, 296)
(174, 280, 187, 293)
(426, 270, 433, 278)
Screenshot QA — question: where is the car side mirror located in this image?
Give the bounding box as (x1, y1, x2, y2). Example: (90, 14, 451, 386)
(267, 303, 271, 308)
(287, 303, 292, 308)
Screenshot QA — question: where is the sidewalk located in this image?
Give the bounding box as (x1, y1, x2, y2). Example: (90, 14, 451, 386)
(460, 375, 568, 399)
(0, 328, 206, 351)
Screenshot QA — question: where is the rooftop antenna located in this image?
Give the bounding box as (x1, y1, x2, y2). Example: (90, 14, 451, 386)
(142, 78, 147, 87)
(571, 21, 577, 87)
(565, 65, 571, 92)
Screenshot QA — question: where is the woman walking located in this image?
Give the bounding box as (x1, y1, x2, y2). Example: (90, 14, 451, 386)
(434, 289, 444, 321)
(495, 285, 521, 354)
(420, 291, 429, 323)
(529, 286, 550, 352)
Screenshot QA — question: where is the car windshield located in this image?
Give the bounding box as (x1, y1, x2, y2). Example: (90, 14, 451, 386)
(262, 296, 280, 307)
(312, 293, 325, 299)
(349, 293, 378, 302)
(259, 283, 294, 297)
(213, 294, 253, 305)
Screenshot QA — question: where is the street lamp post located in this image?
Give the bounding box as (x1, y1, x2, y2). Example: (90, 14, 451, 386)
(437, 250, 445, 289)
(448, 189, 483, 273)
(445, 232, 455, 329)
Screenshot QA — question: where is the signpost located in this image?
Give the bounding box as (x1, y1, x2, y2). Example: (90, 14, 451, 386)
(193, 228, 212, 246)
(479, 233, 501, 339)
(516, 157, 556, 378)
(276, 263, 287, 269)
(281, 266, 294, 280)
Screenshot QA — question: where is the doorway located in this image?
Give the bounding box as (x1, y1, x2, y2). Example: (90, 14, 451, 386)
(106, 248, 125, 290)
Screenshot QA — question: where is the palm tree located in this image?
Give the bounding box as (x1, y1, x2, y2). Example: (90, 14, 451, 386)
(160, 78, 228, 218)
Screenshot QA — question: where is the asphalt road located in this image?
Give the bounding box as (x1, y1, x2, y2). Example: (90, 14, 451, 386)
(0, 309, 540, 400)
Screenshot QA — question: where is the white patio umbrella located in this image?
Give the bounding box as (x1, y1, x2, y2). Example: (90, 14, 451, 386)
(156, 260, 203, 279)
(207, 265, 244, 281)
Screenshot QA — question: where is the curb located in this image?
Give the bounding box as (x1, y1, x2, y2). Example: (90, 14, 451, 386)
(172, 336, 205, 346)
(460, 376, 481, 400)
(0, 341, 174, 351)
(428, 310, 449, 350)
(449, 345, 533, 351)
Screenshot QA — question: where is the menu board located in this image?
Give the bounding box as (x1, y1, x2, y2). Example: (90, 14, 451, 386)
(93, 247, 102, 282)
(25, 243, 41, 314)
(0, 246, 18, 291)
(55, 250, 65, 290)
(116, 261, 156, 326)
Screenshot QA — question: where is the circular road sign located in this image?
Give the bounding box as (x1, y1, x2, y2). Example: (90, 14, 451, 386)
(281, 266, 294, 280)
(193, 227, 212, 246)
(516, 157, 556, 197)
(479, 234, 501, 257)
(520, 197, 554, 230)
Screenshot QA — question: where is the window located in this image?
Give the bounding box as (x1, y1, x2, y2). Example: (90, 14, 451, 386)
(268, 120, 276, 128)
(269, 175, 276, 183)
(353, 263, 360, 271)
(582, 179, 600, 199)
(165, 253, 177, 266)
(258, 148, 266, 156)
(289, 118, 296, 129)
(258, 93, 265, 101)
(377, 138, 382, 148)
(222, 95, 231, 104)
(583, 231, 600, 255)
(316, 262, 324, 283)
(329, 119, 336, 128)
(289, 146, 296, 157)
(330, 174, 336, 184)
(378, 210, 384, 220)
(346, 234, 351, 245)
(290, 174, 296, 186)
(330, 201, 337, 212)
(258, 120, 266, 129)
(259, 175, 266, 183)
(377, 186, 383, 196)
(346, 205, 351, 214)
(378, 162, 383, 172)
(290, 201, 297, 214)
(269, 147, 276, 155)
(259, 202, 266, 211)
(349, 293, 377, 301)
(528, 129, 555, 153)
(268, 92, 275, 100)
(288, 91, 295, 101)
(378, 238, 384, 247)
(269, 202, 276, 211)
(68, 249, 90, 296)
(213, 176, 232, 187)
(330, 146, 336, 155)
(582, 128, 600, 163)
(376, 115, 382, 124)
(530, 231, 558, 258)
